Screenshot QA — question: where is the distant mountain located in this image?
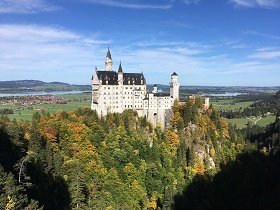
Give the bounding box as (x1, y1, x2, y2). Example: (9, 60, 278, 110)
(0, 80, 45, 88)
(0, 80, 91, 92)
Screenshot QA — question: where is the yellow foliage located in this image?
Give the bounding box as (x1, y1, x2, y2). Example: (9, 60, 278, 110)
(194, 161, 205, 175)
(74, 140, 98, 163)
(68, 122, 88, 141)
(170, 131, 179, 148)
(24, 132, 30, 140)
(210, 148, 215, 157)
(262, 147, 267, 154)
(133, 149, 139, 155)
(87, 160, 98, 170)
(5, 195, 15, 210)
(221, 118, 230, 140)
(147, 195, 157, 209)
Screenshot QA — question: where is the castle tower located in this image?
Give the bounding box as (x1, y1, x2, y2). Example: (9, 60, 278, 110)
(170, 72, 180, 101)
(118, 62, 123, 84)
(152, 84, 158, 93)
(105, 47, 113, 71)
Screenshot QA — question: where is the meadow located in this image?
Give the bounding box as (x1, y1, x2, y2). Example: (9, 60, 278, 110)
(211, 98, 275, 128)
(211, 100, 253, 111)
(1, 93, 91, 121)
(226, 115, 275, 128)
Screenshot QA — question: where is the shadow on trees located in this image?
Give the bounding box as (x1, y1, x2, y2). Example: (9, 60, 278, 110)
(174, 151, 280, 210)
(26, 162, 70, 210)
(0, 126, 70, 210)
(0, 129, 21, 172)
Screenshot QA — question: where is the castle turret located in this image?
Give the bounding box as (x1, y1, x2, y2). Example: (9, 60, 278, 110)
(170, 72, 180, 101)
(152, 84, 158, 93)
(105, 47, 113, 71)
(118, 61, 123, 85)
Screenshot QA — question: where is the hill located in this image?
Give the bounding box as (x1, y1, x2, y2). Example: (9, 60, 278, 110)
(0, 80, 91, 92)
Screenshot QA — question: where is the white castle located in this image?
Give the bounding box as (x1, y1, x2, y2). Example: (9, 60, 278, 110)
(91, 48, 180, 126)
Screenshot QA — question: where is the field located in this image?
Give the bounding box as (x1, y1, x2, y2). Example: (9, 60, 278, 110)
(226, 115, 275, 128)
(211, 100, 253, 111)
(211, 98, 275, 128)
(1, 93, 92, 121)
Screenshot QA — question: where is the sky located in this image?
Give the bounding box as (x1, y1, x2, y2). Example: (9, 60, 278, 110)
(0, 0, 280, 86)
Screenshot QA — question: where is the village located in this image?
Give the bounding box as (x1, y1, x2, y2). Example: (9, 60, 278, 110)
(0, 94, 89, 110)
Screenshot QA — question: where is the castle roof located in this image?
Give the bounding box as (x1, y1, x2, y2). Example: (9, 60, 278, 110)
(95, 70, 146, 86)
(106, 48, 112, 60)
(171, 72, 178, 76)
(154, 92, 170, 97)
(96, 71, 118, 85)
(118, 62, 123, 73)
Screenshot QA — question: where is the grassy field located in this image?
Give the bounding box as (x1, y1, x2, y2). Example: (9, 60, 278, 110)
(226, 114, 275, 128)
(211, 98, 275, 128)
(1, 93, 92, 121)
(5, 101, 91, 121)
(211, 100, 253, 111)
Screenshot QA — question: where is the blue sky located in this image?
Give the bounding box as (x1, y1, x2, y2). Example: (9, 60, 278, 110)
(0, 0, 279, 86)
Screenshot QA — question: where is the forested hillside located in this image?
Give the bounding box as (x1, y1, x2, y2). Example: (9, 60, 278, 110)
(0, 80, 90, 92)
(0, 94, 278, 209)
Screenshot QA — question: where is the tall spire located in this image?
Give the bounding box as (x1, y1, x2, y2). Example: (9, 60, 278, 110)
(106, 46, 112, 60)
(118, 61, 123, 73)
(105, 46, 113, 71)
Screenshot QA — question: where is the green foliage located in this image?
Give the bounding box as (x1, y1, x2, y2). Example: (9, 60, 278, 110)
(1, 95, 268, 210)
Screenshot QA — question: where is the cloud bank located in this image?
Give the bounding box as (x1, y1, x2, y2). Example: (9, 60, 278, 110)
(0, 23, 279, 85)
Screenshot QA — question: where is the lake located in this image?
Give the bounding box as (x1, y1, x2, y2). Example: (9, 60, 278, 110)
(203, 93, 247, 97)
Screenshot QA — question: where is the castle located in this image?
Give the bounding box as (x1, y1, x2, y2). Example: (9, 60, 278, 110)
(91, 48, 180, 126)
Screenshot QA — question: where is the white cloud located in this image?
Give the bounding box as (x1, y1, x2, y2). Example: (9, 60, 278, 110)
(84, 0, 172, 9)
(245, 30, 280, 40)
(0, 24, 110, 83)
(0, 0, 61, 14)
(249, 49, 280, 59)
(183, 0, 201, 5)
(0, 23, 279, 86)
(229, 0, 280, 8)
